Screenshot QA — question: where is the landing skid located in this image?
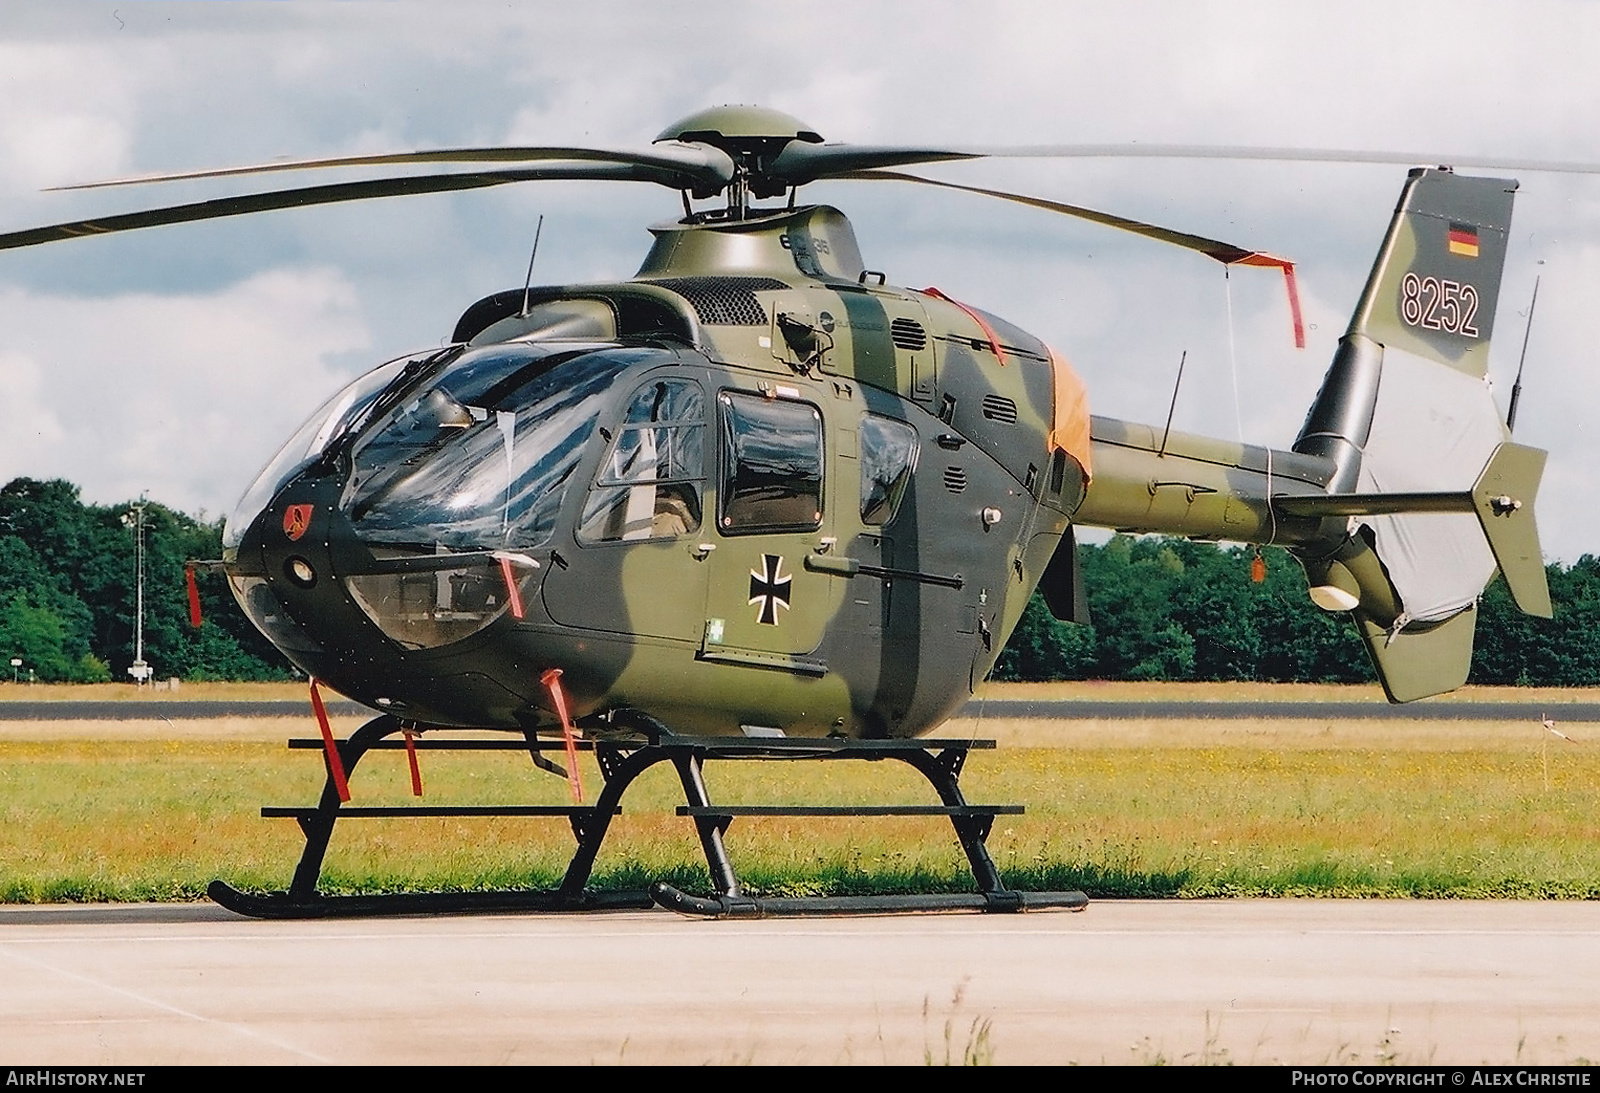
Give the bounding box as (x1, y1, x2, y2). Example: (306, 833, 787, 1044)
(211, 713, 1088, 920)
(205, 882, 650, 919)
(648, 882, 1086, 919)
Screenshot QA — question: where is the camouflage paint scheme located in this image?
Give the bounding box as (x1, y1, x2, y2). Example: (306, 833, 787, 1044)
(210, 113, 1549, 732)
(230, 202, 1085, 736)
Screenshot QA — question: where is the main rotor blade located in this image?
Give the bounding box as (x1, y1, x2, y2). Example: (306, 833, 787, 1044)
(0, 164, 660, 252)
(768, 142, 981, 185)
(964, 143, 1600, 175)
(49, 140, 734, 193)
(838, 169, 1306, 348)
(836, 168, 1268, 264)
(776, 139, 1600, 180)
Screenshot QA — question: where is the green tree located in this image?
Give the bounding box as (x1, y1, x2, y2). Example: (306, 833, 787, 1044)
(991, 592, 1096, 681)
(0, 478, 292, 681)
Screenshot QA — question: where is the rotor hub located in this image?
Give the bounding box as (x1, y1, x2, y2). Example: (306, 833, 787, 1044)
(657, 105, 825, 209)
(655, 105, 823, 149)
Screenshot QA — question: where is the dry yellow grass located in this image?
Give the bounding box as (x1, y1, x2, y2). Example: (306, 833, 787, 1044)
(4, 718, 1600, 901)
(1, 716, 367, 742)
(5, 680, 1600, 901)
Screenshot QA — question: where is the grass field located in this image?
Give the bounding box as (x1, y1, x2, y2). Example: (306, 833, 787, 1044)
(4, 682, 1599, 903)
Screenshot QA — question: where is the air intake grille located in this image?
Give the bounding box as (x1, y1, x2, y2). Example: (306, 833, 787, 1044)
(650, 277, 786, 326)
(943, 466, 968, 493)
(890, 317, 927, 350)
(981, 395, 1018, 424)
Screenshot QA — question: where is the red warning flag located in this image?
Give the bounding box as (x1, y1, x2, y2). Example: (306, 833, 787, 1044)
(499, 555, 525, 619)
(402, 726, 423, 797)
(185, 565, 203, 628)
(309, 677, 351, 803)
(919, 287, 1009, 366)
(1232, 255, 1306, 349)
(540, 668, 585, 803)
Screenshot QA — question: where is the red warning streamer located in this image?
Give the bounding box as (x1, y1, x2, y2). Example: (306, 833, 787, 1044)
(540, 667, 584, 803)
(1232, 255, 1306, 349)
(185, 565, 203, 629)
(309, 677, 351, 803)
(499, 556, 526, 619)
(402, 726, 423, 797)
(919, 287, 1008, 366)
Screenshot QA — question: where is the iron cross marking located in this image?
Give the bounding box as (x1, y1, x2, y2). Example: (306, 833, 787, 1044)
(748, 554, 792, 625)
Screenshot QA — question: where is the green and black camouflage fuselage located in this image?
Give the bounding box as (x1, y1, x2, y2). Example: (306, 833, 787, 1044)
(224, 204, 1088, 735)
(223, 168, 1551, 735)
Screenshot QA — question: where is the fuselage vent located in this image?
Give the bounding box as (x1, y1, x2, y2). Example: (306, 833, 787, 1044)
(650, 276, 786, 326)
(943, 466, 968, 493)
(890, 317, 928, 351)
(981, 394, 1018, 424)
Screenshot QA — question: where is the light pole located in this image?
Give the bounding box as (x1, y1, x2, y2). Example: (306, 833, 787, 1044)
(121, 496, 152, 686)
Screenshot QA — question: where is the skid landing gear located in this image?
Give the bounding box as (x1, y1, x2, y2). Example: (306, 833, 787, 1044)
(207, 713, 1088, 920)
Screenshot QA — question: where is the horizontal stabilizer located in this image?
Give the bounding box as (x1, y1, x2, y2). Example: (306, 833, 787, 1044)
(1273, 442, 1551, 618)
(1275, 493, 1472, 518)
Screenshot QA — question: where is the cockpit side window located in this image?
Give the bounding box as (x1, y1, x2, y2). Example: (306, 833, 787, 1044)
(717, 392, 824, 534)
(578, 377, 706, 543)
(859, 414, 918, 525)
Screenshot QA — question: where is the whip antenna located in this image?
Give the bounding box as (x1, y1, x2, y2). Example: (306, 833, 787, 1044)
(1507, 274, 1540, 434)
(1158, 350, 1187, 458)
(519, 214, 545, 317)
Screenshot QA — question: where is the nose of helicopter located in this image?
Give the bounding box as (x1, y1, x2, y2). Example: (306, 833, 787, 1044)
(227, 446, 569, 728)
(233, 467, 392, 673)
(224, 340, 675, 726)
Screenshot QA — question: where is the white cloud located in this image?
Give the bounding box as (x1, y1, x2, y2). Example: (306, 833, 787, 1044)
(0, 268, 369, 516)
(0, 351, 66, 474)
(0, 0, 1598, 563)
(0, 41, 141, 191)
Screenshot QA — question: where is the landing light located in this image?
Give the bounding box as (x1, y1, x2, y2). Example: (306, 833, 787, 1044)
(1308, 584, 1359, 612)
(285, 557, 317, 588)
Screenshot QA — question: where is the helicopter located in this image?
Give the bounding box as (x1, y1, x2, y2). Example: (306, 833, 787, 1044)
(0, 105, 1555, 917)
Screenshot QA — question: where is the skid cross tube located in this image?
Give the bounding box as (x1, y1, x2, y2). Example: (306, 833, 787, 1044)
(209, 715, 1087, 919)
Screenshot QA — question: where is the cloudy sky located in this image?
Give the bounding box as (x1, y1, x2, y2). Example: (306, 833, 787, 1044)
(2, 2, 1599, 559)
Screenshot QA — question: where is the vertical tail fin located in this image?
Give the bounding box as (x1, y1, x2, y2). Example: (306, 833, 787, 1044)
(1291, 168, 1548, 702)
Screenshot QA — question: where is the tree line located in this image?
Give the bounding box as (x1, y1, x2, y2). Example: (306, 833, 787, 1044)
(994, 534, 1600, 686)
(4, 476, 1600, 686)
(0, 478, 287, 682)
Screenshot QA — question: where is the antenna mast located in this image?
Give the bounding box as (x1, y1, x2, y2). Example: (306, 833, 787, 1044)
(122, 495, 151, 686)
(1506, 276, 1540, 434)
(519, 214, 545, 317)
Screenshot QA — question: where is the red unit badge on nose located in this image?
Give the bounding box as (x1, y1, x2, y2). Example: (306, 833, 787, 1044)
(283, 504, 314, 541)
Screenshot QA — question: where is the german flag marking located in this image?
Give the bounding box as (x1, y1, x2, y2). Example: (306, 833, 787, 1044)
(1447, 222, 1480, 259)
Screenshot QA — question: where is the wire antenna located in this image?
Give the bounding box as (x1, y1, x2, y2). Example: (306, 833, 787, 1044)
(519, 214, 545, 317)
(1506, 274, 1540, 434)
(1158, 350, 1187, 458)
